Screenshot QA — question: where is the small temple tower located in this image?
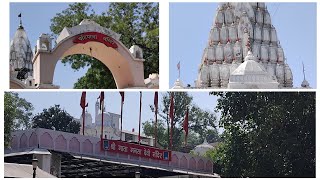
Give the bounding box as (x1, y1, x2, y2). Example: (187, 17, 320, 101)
(195, 3, 295, 89)
(10, 14, 35, 88)
(35, 34, 53, 53)
(301, 62, 311, 88)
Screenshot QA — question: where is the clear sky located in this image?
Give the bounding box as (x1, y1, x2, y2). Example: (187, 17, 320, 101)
(17, 91, 219, 133)
(10, 2, 109, 89)
(169, 3, 317, 88)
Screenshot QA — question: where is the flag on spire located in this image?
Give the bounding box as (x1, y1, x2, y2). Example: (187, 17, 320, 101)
(177, 61, 181, 78)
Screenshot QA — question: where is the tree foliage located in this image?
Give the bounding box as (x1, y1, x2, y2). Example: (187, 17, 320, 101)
(143, 92, 219, 151)
(32, 105, 81, 134)
(207, 92, 315, 177)
(4, 92, 34, 147)
(50, 2, 159, 88)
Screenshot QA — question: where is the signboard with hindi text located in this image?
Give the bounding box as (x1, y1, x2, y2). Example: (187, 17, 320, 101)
(102, 139, 171, 161)
(73, 32, 118, 49)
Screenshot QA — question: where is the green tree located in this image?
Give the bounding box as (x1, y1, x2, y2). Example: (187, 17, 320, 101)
(143, 119, 167, 148)
(4, 92, 33, 147)
(50, 2, 159, 88)
(207, 92, 315, 178)
(143, 92, 218, 151)
(32, 105, 81, 134)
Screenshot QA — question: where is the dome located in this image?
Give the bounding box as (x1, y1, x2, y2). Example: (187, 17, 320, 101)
(79, 112, 93, 127)
(232, 51, 267, 75)
(10, 23, 33, 77)
(172, 78, 184, 89)
(193, 139, 214, 156)
(95, 112, 113, 127)
(228, 51, 279, 89)
(301, 79, 311, 88)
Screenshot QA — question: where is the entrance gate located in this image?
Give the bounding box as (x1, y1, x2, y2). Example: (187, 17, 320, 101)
(33, 19, 145, 89)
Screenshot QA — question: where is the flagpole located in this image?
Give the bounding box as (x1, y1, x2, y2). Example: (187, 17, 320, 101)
(101, 102, 104, 140)
(185, 135, 187, 147)
(179, 63, 180, 79)
(18, 13, 22, 26)
(154, 110, 158, 147)
(178, 61, 180, 79)
(154, 92, 158, 148)
(184, 106, 189, 147)
(120, 95, 124, 141)
(80, 92, 87, 136)
(82, 108, 85, 135)
(138, 92, 142, 144)
(169, 93, 174, 150)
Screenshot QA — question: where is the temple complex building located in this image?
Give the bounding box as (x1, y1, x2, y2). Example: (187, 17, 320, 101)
(76, 100, 154, 146)
(172, 2, 311, 89)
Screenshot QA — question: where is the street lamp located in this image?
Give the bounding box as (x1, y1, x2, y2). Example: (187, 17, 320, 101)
(135, 171, 140, 178)
(32, 159, 38, 178)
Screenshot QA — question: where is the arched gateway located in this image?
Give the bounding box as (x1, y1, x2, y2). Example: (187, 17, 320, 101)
(32, 19, 149, 89)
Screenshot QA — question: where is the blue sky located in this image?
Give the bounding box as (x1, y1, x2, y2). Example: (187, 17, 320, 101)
(10, 3, 109, 89)
(17, 91, 219, 134)
(169, 3, 317, 88)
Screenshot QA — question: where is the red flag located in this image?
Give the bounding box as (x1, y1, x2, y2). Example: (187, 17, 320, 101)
(80, 92, 88, 136)
(99, 92, 104, 110)
(183, 106, 189, 146)
(119, 91, 124, 140)
(80, 92, 88, 109)
(154, 92, 158, 113)
(169, 93, 174, 149)
(154, 92, 158, 147)
(138, 92, 142, 143)
(119, 92, 124, 103)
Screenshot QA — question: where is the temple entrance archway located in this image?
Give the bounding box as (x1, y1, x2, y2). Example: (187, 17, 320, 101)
(33, 20, 145, 89)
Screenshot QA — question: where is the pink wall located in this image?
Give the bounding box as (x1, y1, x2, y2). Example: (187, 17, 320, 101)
(10, 128, 214, 174)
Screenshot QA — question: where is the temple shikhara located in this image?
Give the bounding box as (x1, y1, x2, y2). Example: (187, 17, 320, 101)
(173, 2, 311, 89)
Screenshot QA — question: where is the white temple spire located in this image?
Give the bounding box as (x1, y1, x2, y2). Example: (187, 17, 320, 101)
(192, 2, 295, 89)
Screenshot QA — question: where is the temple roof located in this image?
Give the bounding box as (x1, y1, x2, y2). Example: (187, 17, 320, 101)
(10, 18, 33, 73)
(193, 139, 214, 156)
(231, 51, 268, 76)
(195, 2, 294, 89)
(172, 78, 184, 89)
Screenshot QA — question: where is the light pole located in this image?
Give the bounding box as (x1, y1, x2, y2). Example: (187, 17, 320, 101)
(135, 171, 140, 178)
(32, 159, 38, 178)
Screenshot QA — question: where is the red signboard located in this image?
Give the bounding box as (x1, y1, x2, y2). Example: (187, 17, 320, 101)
(102, 139, 171, 161)
(73, 32, 118, 49)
